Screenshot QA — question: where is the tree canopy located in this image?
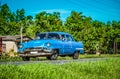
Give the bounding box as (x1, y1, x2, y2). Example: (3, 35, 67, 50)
(0, 4, 120, 54)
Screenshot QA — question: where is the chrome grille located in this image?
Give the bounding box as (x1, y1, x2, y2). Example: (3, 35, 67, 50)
(30, 47, 43, 51)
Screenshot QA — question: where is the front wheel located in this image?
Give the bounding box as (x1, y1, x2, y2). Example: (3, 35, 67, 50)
(73, 52, 79, 59)
(22, 57, 30, 61)
(46, 56, 51, 60)
(48, 50, 58, 60)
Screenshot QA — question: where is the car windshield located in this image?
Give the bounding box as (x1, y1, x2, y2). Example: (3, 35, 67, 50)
(35, 33, 60, 40)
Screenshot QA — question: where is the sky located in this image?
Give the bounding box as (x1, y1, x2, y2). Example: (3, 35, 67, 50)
(1, 0, 120, 22)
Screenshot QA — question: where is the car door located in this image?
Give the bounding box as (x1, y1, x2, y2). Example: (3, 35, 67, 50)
(66, 35, 75, 54)
(62, 34, 73, 54)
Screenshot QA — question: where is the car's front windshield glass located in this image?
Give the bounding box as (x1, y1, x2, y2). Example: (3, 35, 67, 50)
(35, 33, 46, 40)
(35, 33, 60, 40)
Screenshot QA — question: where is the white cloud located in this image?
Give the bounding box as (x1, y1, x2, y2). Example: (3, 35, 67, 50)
(31, 9, 71, 14)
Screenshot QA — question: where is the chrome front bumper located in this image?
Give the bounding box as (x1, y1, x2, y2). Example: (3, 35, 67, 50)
(18, 52, 52, 57)
(18, 48, 53, 57)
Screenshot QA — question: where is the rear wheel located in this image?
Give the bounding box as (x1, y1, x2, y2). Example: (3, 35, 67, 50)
(73, 52, 79, 59)
(22, 57, 30, 61)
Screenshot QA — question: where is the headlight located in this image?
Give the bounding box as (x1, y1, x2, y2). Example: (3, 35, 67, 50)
(46, 42, 51, 47)
(19, 44, 23, 48)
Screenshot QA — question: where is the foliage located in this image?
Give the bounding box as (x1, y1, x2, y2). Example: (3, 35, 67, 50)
(0, 4, 120, 54)
(0, 58, 120, 79)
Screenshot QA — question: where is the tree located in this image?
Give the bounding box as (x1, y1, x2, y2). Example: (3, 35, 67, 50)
(0, 4, 12, 35)
(64, 11, 84, 33)
(35, 11, 62, 32)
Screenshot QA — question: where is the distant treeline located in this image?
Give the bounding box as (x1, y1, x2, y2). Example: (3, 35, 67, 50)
(0, 4, 120, 53)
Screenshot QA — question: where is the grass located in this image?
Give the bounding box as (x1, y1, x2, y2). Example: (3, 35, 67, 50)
(0, 54, 120, 62)
(79, 54, 120, 58)
(58, 54, 120, 60)
(0, 58, 120, 79)
(0, 56, 22, 62)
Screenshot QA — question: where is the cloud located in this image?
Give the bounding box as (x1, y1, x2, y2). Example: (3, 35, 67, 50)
(31, 9, 71, 14)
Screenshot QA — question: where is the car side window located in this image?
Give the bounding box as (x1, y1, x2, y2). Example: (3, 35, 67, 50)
(48, 33, 60, 40)
(66, 35, 70, 41)
(66, 35, 74, 41)
(61, 34, 65, 41)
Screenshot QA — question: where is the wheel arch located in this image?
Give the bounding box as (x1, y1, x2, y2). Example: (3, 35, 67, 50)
(53, 49, 59, 55)
(74, 50, 80, 54)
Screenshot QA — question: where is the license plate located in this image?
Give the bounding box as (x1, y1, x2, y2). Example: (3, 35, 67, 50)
(31, 51, 38, 54)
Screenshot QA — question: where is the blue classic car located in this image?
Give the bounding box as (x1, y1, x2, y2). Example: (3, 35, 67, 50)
(18, 32, 84, 61)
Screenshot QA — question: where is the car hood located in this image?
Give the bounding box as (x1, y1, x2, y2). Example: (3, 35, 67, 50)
(22, 39, 60, 48)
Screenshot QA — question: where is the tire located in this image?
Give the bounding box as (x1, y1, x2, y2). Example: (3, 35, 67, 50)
(73, 52, 79, 59)
(50, 50, 58, 60)
(46, 56, 51, 60)
(22, 57, 30, 61)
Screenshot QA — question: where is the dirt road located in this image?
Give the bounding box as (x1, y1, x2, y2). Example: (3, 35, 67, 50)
(0, 58, 109, 65)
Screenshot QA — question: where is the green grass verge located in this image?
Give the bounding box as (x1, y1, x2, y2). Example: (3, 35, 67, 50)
(0, 54, 120, 62)
(0, 58, 120, 79)
(80, 54, 120, 58)
(58, 54, 120, 60)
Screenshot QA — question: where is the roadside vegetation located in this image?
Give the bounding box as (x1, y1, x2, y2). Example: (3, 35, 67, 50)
(0, 54, 120, 62)
(0, 58, 120, 79)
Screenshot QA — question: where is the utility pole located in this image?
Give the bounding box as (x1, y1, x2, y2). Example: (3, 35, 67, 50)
(20, 27, 23, 44)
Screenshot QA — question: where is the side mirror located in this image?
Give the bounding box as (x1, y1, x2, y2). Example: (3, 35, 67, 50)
(62, 38, 65, 41)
